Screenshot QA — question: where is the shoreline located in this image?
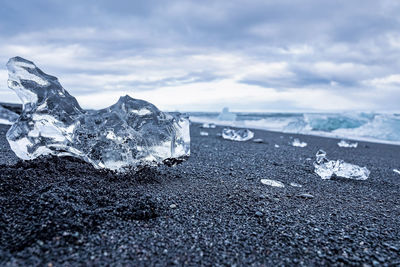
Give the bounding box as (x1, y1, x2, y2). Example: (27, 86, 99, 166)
(190, 117, 400, 146)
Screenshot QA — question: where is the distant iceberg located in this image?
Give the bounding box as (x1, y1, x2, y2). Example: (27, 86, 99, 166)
(217, 107, 237, 121)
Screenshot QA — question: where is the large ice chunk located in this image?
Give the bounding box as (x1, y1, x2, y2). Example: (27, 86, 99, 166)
(0, 105, 19, 125)
(217, 107, 237, 121)
(5, 56, 190, 171)
(313, 149, 370, 180)
(222, 128, 254, 141)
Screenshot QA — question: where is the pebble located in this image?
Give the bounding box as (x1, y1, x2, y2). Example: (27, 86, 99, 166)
(169, 204, 177, 209)
(383, 242, 399, 252)
(255, 211, 264, 217)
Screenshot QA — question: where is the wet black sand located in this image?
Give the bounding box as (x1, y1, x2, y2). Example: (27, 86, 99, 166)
(0, 123, 399, 266)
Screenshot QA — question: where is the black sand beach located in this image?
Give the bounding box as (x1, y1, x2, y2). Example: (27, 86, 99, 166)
(0, 122, 399, 266)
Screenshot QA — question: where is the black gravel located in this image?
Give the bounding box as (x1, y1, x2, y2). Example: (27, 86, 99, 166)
(0, 123, 400, 266)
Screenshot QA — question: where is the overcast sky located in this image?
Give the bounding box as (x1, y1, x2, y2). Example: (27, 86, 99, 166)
(1, 0, 400, 112)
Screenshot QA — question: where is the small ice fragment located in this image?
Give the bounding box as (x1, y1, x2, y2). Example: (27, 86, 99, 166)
(291, 138, 307, 147)
(290, 182, 302, 187)
(216, 132, 222, 137)
(217, 107, 237, 121)
(313, 149, 370, 180)
(5, 57, 190, 171)
(253, 138, 264, 143)
(222, 128, 254, 141)
(393, 169, 400, 175)
(337, 140, 358, 148)
(201, 123, 215, 128)
(200, 131, 209, 136)
(261, 179, 285, 188)
(0, 105, 19, 125)
(297, 193, 314, 199)
(274, 144, 280, 148)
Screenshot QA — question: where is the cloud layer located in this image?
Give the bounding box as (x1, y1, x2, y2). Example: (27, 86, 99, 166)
(1, 0, 400, 111)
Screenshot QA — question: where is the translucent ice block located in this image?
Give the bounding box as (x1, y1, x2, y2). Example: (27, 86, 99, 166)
(5, 57, 190, 171)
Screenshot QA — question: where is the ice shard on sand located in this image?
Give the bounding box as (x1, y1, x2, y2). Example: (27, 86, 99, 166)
(5, 57, 190, 171)
(313, 149, 370, 180)
(222, 128, 254, 141)
(260, 179, 285, 188)
(291, 138, 307, 147)
(201, 123, 216, 128)
(337, 140, 358, 148)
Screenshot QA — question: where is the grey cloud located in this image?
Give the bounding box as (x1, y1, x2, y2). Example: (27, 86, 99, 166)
(1, 0, 400, 111)
(92, 71, 223, 93)
(2, 0, 398, 45)
(127, 71, 223, 89)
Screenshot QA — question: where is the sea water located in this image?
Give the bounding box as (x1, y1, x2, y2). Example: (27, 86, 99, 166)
(189, 112, 400, 145)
